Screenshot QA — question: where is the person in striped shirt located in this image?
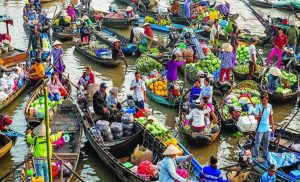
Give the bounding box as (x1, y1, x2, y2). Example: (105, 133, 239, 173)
(200, 156, 224, 182)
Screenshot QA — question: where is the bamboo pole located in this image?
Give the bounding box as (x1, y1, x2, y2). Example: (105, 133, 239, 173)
(44, 85, 53, 182)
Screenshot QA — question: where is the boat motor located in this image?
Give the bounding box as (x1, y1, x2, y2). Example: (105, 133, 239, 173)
(127, 94, 135, 108)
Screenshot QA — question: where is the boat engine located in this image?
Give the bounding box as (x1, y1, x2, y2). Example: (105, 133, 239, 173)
(127, 94, 135, 107)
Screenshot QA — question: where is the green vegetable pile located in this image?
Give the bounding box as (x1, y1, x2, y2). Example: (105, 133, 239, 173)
(186, 53, 220, 75)
(136, 56, 163, 74)
(81, 41, 109, 57)
(236, 45, 249, 64)
(235, 65, 262, 75)
(265, 71, 297, 95)
(29, 96, 64, 117)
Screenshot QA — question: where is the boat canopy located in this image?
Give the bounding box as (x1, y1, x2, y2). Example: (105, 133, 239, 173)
(0, 15, 13, 25)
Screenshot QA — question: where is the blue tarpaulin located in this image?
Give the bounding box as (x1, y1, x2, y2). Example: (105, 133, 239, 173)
(266, 152, 300, 168)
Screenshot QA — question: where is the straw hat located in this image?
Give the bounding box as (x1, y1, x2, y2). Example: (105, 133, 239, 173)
(222, 43, 233, 52)
(269, 67, 281, 77)
(53, 40, 62, 46)
(82, 15, 89, 20)
(110, 87, 118, 95)
(163, 144, 181, 155)
(60, 10, 68, 17)
(143, 22, 150, 27)
(126, 6, 133, 12)
(287, 48, 294, 54)
(195, 100, 201, 106)
(25, 1, 30, 5)
(289, 20, 296, 26)
(33, 123, 51, 137)
(112, 39, 120, 43)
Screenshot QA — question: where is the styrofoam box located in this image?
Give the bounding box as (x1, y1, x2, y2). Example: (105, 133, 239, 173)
(237, 115, 258, 132)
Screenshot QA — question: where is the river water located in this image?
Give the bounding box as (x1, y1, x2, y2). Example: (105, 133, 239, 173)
(0, 0, 297, 181)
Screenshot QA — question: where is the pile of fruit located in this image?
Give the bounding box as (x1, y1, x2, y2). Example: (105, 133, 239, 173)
(185, 53, 221, 75)
(144, 16, 171, 26)
(145, 48, 159, 56)
(236, 45, 250, 64)
(136, 56, 163, 74)
(136, 116, 183, 155)
(147, 79, 168, 97)
(29, 96, 64, 118)
(234, 65, 262, 75)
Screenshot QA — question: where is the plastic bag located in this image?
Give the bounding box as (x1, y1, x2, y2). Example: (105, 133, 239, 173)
(96, 120, 110, 131)
(110, 122, 123, 134)
(123, 123, 134, 131)
(123, 130, 133, 137)
(131, 145, 153, 165)
(121, 113, 134, 124)
(113, 132, 123, 139)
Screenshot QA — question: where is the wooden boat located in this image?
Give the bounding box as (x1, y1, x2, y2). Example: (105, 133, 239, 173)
(219, 80, 261, 129)
(271, 128, 300, 153)
(146, 88, 180, 107)
(0, 133, 13, 160)
(178, 93, 221, 145)
(73, 40, 125, 67)
(135, 18, 186, 33)
(24, 78, 72, 128)
(140, 11, 190, 26)
(238, 137, 300, 182)
(103, 17, 137, 29)
(0, 15, 28, 65)
(94, 27, 137, 54)
(0, 65, 30, 111)
(41, 0, 54, 3)
(260, 69, 299, 102)
(20, 101, 83, 182)
(248, 0, 273, 8)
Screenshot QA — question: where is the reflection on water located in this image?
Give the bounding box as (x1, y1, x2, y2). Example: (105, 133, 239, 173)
(0, 0, 297, 181)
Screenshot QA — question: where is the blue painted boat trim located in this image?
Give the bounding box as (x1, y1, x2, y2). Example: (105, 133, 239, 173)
(136, 18, 186, 33)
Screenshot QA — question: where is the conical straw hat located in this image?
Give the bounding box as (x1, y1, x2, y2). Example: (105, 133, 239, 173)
(163, 144, 181, 155)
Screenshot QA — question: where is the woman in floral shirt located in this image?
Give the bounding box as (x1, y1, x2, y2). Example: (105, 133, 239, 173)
(219, 43, 233, 82)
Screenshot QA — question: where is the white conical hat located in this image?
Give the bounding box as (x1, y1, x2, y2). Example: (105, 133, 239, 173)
(33, 123, 52, 137)
(269, 67, 281, 77)
(163, 144, 181, 155)
(126, 6, 133, 12)
(222, 43, 233, 52)
(82, 15, 89, 20)
(53, 40, 62, 46)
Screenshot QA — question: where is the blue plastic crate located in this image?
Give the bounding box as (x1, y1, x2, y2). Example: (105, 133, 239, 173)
(122, 107, 136, 114)
(289, 170, 300, 179)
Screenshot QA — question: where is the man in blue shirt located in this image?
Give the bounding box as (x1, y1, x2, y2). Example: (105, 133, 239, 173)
(254, 94, 274, 160)
(260, 164, 276, 182)
(200, 156, 223, 182)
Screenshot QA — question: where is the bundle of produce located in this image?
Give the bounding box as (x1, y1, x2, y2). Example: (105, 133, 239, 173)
(95, 120, 113, 141)
(144, 48, 161, 57)
(136, 56, 163, 74)
(185, 52, 220, 76)
(234, 64, 262, 75)
(121, 113, 134, 124)
(144, 16, 171, 26)
(105, 12, 125, 19)
(53, 16, 71, 27)
(110, 122, 123, 139)
(137, 160, 156, 179)
(236, 45, 249, 64)
(131, 145, 153, 165)
(163, 138, 183, 155)
(29, 96, 64, 118)
(122, 113, 134, 136)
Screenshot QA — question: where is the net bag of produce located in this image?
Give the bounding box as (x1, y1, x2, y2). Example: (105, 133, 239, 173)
(123, 130, 133, 137)
(121, 113, 134, 124)
(96, 120, 113, 141)
(110, 122, 123, 139)
(137, 160, 155, 179)
(123, 123, 134, 131)
(131, 145, 153, 165)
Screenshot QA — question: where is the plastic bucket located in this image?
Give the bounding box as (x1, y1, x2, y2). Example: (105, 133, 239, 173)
(52, 164, 59, 177)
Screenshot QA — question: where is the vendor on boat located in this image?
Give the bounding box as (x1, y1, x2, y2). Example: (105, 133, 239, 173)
(283, 48, 297, 70)
(219, 43, 233, 82)
(166, 54, 185, 96)
(0, 59, 17, 78)
(267, 67, 281, 91)
(159, 144, 193, 182)
(143, 23, 154, 39)
(129, 25, 151, 43)
(253, 93, 274, 161)
(184, 0, 193, 19)
(112, 39, 124, 60)
(23, 1, 30, 19)
(260, 164, 276, 182)
(130, 71, 146, 110)
(38, 9, 50, 25)
(47, 40, 65, 83)
(58, 10, 71, 27)
(78, 66, 95, 90)
(107, 87, 121, 110)
(28, 25, 42, 61)
(47, 72, 67, 101)
(184, 100, 211, 131)
(124, 6, 134, 18)
(286, 20, 299, 53)
(230, 26, 239, 66)
(26, 124, 64, 182)
(66, 3, 76, 21)
(210, 19, 225, 49)
(189, 79, 202, 106)
(200, 156, 224, 181)
(93, 82, 113, 120)
(28, 58, 45, 81)
(80, 22, 91, 44)
(33, 0, 41, 14)
(248, 36, 259, 80)
(27, 5, 37, 23)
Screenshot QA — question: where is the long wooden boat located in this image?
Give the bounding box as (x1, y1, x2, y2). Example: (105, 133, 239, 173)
(52, 11, 78, 41)
(135, 18, 186, 33)
(103, 17, 137, 29)
(0, 133, 13, 160)
(94, 27, 137, 54)
(146, 88, 180, 107)
(178, 94, 221, 145)
(140, 11, 189, 26)
(248, 0, 273, 8)
(260, 69, 299, 102)
(24, 78, 72, 128)
(238, 137, 300, 182)
(219, 80, 262, 129)
(271, 128, 300, 153)
(73, 40, 125, 67)
(21, 101, 83, 182)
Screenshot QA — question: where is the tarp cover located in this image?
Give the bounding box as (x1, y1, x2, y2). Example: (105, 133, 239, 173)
(267, 152, 300, 168)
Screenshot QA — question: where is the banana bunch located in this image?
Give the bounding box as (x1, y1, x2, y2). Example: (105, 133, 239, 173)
(145, 16, 155, 23)
(158, 19, 170, 26)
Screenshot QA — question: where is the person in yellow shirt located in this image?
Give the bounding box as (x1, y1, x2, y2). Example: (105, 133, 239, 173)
(29, 58, 45, 81)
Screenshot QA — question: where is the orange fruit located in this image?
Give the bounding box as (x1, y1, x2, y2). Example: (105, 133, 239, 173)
(158, 86, 163, 91)
(154, 82, 159, 87)
(149, 84, 154, 90)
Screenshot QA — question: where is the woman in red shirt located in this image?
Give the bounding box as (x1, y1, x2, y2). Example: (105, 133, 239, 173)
(143, 23, 154, 39)
(266, 28, 288, 69)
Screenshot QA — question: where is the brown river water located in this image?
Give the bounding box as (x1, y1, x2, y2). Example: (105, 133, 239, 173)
(0, 0, 298, 181)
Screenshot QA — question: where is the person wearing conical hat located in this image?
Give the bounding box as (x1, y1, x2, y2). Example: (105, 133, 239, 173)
(125, 6, 134, 18)
(267, 67, 281, 91)
(23, 1, 31, 20)
(159, 144, 193, 182)
(283, 48, 297, 70)
(112, 39, 124, 60)
(219, 43, 233, 82)
(47, 40, 65, 83)
(287, 20, 299, 53)
(26, 124, 64, 182)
